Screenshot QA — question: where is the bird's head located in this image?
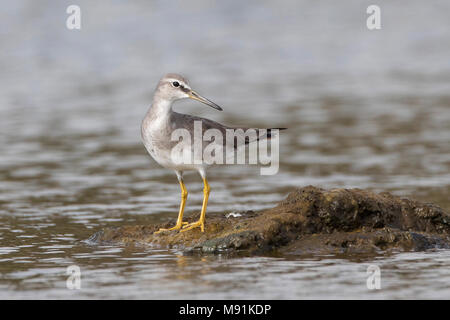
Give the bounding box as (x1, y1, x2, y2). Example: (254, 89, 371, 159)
(155, 73, 223, 111)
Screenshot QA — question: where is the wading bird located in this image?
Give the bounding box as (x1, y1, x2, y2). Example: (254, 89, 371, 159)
(141, 74, 283, 233)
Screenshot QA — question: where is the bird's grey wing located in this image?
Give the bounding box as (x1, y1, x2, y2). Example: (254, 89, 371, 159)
(172, 112, 285, 150)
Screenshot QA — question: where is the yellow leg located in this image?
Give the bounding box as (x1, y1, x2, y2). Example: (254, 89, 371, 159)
(181, 177, 210, 232)
(155, 179, 188, 233)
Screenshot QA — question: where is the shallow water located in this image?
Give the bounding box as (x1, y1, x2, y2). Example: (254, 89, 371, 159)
(0, 1, 449, 299)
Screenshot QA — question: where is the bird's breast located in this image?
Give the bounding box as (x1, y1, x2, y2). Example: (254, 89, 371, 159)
(141, 115, 174, 165)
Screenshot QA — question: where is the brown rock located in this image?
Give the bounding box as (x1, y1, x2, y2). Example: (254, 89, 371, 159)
(87, 186, 450, 255)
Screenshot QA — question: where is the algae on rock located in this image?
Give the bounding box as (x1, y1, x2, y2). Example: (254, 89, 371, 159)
(88, 186, 450, 255)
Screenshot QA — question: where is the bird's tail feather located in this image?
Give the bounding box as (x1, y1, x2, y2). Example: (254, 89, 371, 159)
(244, 127, 287, 146)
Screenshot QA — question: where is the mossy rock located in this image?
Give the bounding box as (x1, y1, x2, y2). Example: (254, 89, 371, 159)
(88, 186, 450, 255)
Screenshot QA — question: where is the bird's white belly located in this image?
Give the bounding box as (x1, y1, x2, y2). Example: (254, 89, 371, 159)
(142, 129, 202, 172)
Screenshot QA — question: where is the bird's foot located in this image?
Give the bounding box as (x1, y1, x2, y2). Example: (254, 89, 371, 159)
(180, 220, 204, 232)
(154, 221, 188, 234)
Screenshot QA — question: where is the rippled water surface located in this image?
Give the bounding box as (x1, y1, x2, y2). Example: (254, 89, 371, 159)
(0, 1, 449, 299)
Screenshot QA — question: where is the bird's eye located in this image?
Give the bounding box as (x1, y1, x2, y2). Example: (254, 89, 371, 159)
(172, 81, 180, 87)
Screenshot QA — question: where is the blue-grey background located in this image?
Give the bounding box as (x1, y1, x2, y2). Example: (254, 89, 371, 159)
(0, 0, 449, 299)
